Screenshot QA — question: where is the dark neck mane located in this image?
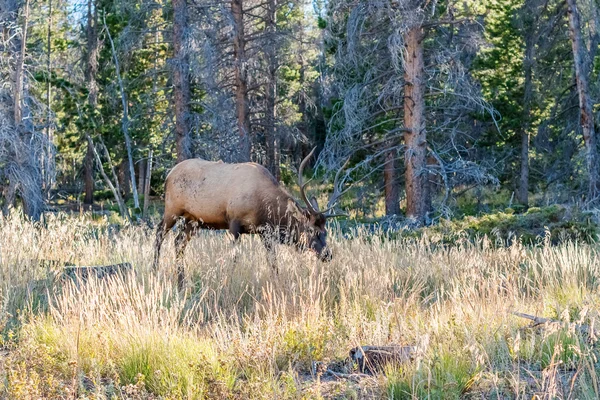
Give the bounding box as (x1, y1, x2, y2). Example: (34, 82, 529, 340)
(260, 187, 307, 229)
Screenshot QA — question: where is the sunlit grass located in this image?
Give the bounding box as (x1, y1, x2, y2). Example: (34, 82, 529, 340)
(1, 211, 600, 398)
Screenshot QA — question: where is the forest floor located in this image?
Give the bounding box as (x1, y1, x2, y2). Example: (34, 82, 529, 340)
(1, 211, 600, 399)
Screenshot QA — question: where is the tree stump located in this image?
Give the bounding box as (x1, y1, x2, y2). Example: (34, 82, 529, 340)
(349, 345, 416, 374)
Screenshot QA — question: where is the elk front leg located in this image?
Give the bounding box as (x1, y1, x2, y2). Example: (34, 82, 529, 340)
(260, 232, 278, 274)
(153, 219, 166, 271)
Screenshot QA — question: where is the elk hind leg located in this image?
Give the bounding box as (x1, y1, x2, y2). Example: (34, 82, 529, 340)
(175, 220, 194, 290)
(153, 216, 178, 272)
(229, 220, 243, 262)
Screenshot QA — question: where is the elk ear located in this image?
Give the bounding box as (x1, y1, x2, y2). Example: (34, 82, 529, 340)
(310, 196, 320, 212)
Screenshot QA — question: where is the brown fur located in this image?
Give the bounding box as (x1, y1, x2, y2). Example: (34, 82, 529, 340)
(153, 159, 330, 289)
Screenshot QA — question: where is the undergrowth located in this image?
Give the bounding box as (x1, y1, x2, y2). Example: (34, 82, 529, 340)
(1, 211, 600, 399)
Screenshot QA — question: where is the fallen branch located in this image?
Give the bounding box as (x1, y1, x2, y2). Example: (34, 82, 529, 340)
(326, 369, 371, 382)
(511, 311, 591, 336)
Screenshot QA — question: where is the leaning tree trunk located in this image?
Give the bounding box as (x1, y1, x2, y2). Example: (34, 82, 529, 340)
(264, 0, 279, 180)
(104, 16, 139, 210)
(567, 0, 600, 200)
(83, 0, 98, 205)
(173, 0, 191, 163)
(232, 0, 251, 162)
(403, 27, 428, 222)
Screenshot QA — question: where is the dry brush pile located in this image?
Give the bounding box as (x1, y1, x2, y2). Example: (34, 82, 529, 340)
(1, 211, 600, 399)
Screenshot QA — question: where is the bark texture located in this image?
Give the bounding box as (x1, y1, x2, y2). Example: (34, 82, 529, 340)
(567, 0, 599, 200)
(403, 27, 428, 221)
(517, 25, 536, 206)
(232, 0, 251, 161)
(173, 0, 191, 163)
(264, 0, 279, 180)
(384, 148, 400, 215)
(83, 0, 98, 205)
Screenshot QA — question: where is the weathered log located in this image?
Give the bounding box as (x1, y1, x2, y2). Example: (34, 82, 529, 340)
(33, 259, 75, 269)
(61, 262, 133, 281)
(349, 345, 416, 374)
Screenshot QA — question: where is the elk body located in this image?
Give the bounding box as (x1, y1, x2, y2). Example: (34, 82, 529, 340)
(153, 148, 345, 288)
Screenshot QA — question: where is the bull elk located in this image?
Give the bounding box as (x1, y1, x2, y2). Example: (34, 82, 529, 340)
(153, 148, 348, 288)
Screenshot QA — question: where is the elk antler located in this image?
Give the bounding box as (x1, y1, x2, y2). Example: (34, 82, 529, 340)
(298, 147, 319, 215)
(320, 157, 351, 217)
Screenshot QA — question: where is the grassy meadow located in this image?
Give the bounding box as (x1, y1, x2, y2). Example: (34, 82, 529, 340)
(1, 211, 600, 399)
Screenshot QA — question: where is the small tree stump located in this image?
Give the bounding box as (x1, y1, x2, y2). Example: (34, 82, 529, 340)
(349, 345, 416, 374)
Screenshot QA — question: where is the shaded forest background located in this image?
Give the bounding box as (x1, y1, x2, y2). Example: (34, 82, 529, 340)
(1, 0, 600, 224)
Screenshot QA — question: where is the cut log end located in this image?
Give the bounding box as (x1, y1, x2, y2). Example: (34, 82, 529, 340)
(349, 345, 416, 374)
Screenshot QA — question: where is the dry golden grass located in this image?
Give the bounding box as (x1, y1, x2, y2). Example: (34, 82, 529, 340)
(1, 211, 600, 399)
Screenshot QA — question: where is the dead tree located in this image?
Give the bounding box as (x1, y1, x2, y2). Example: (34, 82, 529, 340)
(104, 15, 140, 210)
(13, 0, 29, 125)
(566, 0, 600, 201)
(83, 0, 99, 205)
(0, 0, 45, 219)
(320, 0, 494, 222)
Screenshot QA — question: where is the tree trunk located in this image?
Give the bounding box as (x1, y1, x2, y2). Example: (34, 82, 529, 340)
(384, 147, 400, 216)
(143, 150, 153, 218)
(2, 182, 17, 215)
(44, 0, 52, 196)
(567, 0, 600, 200)
(118, 159, 131, 199)
(403, 27, 428, 222)
(83, 0, 98, 205)
(138, 158, 146, 196)
(264, 0, 279, 180)
(232, 0, 251, 161)
(517, 25, 536, 206)
(173, 0, 191, 163)
(13, 0, 43, 220)
(84, 141, 94, 205)
(13, 0, 29, 125)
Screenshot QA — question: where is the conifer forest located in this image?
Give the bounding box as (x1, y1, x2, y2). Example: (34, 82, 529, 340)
(3, 0, 600, 398)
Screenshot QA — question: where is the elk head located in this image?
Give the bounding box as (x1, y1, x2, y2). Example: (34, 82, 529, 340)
(296, 147, 349, 262)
